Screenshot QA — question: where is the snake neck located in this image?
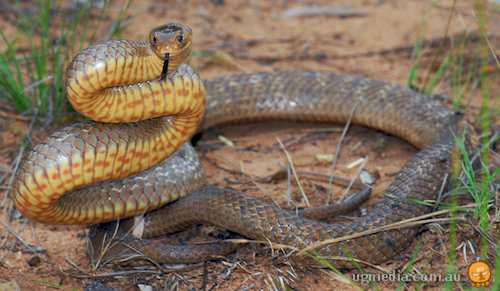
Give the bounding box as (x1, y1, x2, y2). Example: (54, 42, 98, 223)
(66, 40, 163, 123)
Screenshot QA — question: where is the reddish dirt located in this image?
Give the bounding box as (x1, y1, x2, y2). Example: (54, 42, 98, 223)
(0, 0, 498, 290)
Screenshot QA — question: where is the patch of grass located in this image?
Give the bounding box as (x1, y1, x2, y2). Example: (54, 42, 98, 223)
(0, 0, 130, 123)
(408, 0, 497, 289)
(314, 0, 498, 289)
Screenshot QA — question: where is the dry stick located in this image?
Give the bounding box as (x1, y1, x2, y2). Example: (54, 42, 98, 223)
(0, 145, 24, 208)
(0, 110, 29, 121)
(286, 164, 292, 207)
(438, 170, 450, 198)
(0, 219, 38, 253)
(24, 75, 53, 93)
(270, 170, 366, 190)
(327, 101, 360, 203)
(69, 269, 165, 279)
(91, 220, 123, 270)
(276, 137, 310, 207)
(64, 257, 88, 275)
(469, 222, 497, 249)
(420, 0, 456, 88)
(1, 107, 38, 209)
(481, 30, 500, 67)
(300, 217, 463, 256)
(281, 5, 367, 19)
(471, 8, 500, 67)
(116, 244, 164, 270)
(91, 214, 148, 270)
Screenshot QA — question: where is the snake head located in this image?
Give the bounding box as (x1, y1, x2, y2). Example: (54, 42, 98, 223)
(149, 22, 192, 75)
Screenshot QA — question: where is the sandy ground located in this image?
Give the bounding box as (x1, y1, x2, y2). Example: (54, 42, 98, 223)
(0, 0, 498, 290)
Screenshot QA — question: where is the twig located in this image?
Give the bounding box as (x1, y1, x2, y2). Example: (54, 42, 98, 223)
(23, 75, 54, 93)
(0, 111, 29, 121)
(286, 164, 292, 207)
(0, 219, 39, 253)
(316, 255, 390, 273)
(420, 0, 455, 90)
(327, 101, 360, 202)
(263, 169, 367, 190)
(471, 8, 500, 68)
(281, 5, 367, 19)
(231, 31, 498, 63)
(1, 145, 25, 209)
(64, 257, 87, 274)
(68, 269, 165, 279)
(2, 108, 37, 210)
(276, 137, 310, 207)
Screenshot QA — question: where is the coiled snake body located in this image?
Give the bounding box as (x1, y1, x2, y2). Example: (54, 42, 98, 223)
(13, 23, 459, 267)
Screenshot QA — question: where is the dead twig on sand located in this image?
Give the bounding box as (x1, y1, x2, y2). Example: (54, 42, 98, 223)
(0, 219, 42, 253)
(277, 137, 310, 207)
(231, 32, 499, 65)
(260, 169, 369, 191)
(281, 5, 367, 19)
(328, 101, 360, 202)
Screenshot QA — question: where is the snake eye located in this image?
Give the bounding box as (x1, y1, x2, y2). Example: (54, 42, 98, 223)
(152, 36, 157, 44)
(176, 34, 184, 44)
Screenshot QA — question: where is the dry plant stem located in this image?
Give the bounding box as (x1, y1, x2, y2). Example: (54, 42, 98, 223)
(297, 205, 476, 255)
(277, 137, 310, 207)
(327, 101, 359, 202)
(0, 219, 38, 253)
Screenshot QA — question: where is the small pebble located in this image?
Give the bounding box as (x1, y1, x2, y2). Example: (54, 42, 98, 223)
(11, 209, 23, 220)
(137, 284, 153, 291)
(360, 170, 376, 185)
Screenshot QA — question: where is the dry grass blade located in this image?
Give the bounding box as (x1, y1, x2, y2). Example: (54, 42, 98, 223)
(276, 137, 310, 207)
(328, 101, 360, 202)
(0, 146, 24, 209)
(0, 219, 40, 253)
(88, 220, 123, 270)
(0, 110, 28, 121)
(281, 5, 367, 19)
(317, 255, 390, 273)
(225, 238, 298, 253)
(68, 269, 164, 279)
(297, 204, 478, 256)
(1, 108, 37, 211)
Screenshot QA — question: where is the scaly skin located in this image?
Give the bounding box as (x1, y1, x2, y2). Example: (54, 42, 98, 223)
(13, 24, 205, 224)
(13, 23, 460, 267)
